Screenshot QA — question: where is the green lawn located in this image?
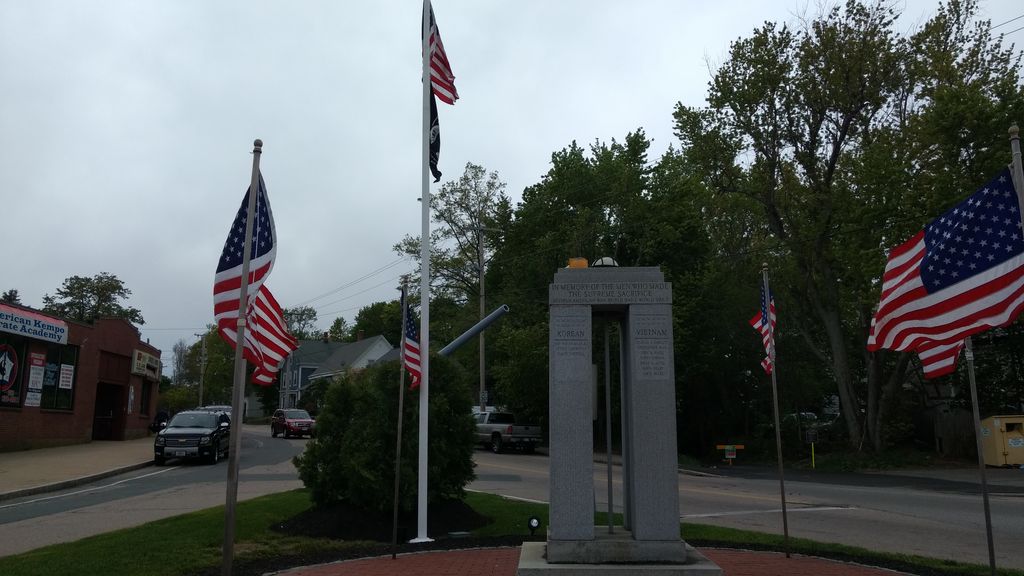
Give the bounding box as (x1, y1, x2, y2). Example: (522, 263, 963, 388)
(0, 490, 1019, 576)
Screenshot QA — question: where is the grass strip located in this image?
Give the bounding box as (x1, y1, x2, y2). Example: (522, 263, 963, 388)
(0, 489, 1019, 576)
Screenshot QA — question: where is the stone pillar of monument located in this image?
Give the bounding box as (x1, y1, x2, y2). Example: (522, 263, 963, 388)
(518, 265, 721, 575)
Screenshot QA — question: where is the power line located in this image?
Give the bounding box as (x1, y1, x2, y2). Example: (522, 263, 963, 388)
(289, 257, 408, 307)
(991, 14, 1024, 29)
(1003, 24, 1024, 36)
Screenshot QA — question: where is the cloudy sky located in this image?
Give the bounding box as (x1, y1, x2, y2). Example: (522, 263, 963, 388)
(2, 0, 1020, 361)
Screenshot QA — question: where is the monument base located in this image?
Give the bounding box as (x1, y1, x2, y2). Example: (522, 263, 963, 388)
(516, 541, 721, 576)
(547, 527, 688, 564)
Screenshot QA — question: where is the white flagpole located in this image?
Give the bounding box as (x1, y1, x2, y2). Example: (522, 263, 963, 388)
(762, 263, 790, 558)
(222, 138, 263, 576)
(414, 0, 433, 544)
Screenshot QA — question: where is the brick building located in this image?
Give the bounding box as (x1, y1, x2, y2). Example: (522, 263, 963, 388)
(0, 302, 161, 452)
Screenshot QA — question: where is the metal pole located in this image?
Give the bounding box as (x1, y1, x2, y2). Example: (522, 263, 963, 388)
(618, 322, 630, 530)
(1010, 124, 1023, 207)
(392, 278, 410, 559)
(965, 337, 997, 576)
(762, 263, 790, 558)
(221, 138, 262, 576)
(604, 322, 613, 534)
(414, 0, 433, 544)
(195, 333, 207, 407)
(478, 202, 486, 414)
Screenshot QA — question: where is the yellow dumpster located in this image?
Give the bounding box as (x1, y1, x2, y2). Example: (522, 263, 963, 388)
(979, 415, 1024, 467)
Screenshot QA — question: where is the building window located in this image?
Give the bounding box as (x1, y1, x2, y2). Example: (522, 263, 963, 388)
(139, 380, 152, 416)
(40, 344, 76, 410)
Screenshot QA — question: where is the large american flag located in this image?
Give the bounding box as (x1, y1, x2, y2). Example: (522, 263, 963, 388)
(402, 292, 422, 389)
(424, 1, 456, 182)
(425, 1, 457, 105)
(868, 168, 1024, 377)
(749, 288, 776, 375)
(213, 173, 298, 385)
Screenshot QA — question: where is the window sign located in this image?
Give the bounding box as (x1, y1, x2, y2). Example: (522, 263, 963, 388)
(59, 364, 74, 390)
(44, 362, 59, 388)
(0, 343, 20, 406)
(28, 352, 45, 391)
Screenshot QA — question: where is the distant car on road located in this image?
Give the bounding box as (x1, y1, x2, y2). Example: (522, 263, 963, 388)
(474, 411, 541, 453)
(271, 409, 316, 438)
(154, 410, 231, 465)
(195, 404, 235, 420)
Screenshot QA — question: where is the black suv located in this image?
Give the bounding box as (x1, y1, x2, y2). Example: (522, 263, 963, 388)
(154, 410, 231, 465)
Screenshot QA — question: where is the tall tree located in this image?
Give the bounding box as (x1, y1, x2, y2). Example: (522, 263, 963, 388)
(673, 0, 1023, 450)
(394, 162, 512, 303)
(171, 338, 189, 386)
(282, 306, 319, 340)
(1, 289, 20, 305)
(42, 272, 144, 325)
(348, 300, 403, 345)
(327, 316, 351, 342)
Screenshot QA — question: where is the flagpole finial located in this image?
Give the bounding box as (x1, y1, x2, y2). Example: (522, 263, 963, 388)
(1011, 124, 1019, 139)
(762, 262, 769, 272)
(253, 139, 263, 150)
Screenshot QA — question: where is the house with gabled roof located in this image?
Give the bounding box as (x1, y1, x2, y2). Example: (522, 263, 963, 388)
(278, 333, 392, 409)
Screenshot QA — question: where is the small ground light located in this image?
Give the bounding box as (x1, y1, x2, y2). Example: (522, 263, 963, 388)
(527, 516, 541, 536)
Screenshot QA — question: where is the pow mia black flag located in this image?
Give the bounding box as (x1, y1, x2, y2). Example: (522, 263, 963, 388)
(428, 93, 442, 182)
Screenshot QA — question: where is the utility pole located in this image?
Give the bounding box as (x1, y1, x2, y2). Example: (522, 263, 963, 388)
(195, 333, 207, 407)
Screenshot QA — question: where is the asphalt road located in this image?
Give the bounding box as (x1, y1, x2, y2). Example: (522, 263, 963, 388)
(0, 424, 306, 557)
(3, 434, 1022, 571)
(469, 450, 1024, 569)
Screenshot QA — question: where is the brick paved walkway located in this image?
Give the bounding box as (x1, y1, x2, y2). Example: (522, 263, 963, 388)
(272, 547, 912, 576)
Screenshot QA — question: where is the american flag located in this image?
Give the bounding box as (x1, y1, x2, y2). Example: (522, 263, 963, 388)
(915, 339, 965, 379)
(425, 1, 457, 105)
(213, 173, 298, 385)
(868, 167, 1024, 378)
(749, 287, 776, 374)
(402, 292, 422, 389)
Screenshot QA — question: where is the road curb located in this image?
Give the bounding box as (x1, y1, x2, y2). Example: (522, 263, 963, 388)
(0, 461, 153, 503)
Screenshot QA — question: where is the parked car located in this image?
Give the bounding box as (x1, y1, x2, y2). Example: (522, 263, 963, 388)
(474, 411, 541, 453)
(154, 410, 230, 465)
(271, 409, 316, 438)
(196, 404, 234, 420)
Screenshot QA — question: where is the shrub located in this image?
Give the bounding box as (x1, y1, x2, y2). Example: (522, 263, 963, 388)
(295, 353, 476, 512)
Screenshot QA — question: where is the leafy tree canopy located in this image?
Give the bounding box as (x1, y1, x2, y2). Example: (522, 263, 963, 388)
(42, 272, 144, 325)
(283, 306, 319, 340)
(1, 289, 20, 304)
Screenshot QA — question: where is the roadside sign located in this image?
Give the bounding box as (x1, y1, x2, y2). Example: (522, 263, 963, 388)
(715, 444, 745, 464)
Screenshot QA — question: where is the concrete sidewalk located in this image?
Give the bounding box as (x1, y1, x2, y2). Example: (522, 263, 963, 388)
(0, 435, 154, 501)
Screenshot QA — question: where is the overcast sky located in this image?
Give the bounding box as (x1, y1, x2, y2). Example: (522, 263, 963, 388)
(2, 0, 1020, 361)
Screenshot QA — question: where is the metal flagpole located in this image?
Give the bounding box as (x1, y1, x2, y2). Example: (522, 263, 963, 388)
(414, 0, 433, 544)
(964, 337, 996, 576)
(221, 138, 263, 576)
(762, 263, 790, 558)
(392, 278, 410, 559)
(604, 322, 613, 534)
(1011, 124, 1024, 212)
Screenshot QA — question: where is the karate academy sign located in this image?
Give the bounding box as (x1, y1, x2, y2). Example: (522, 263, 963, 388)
(0, 303, 68, 345)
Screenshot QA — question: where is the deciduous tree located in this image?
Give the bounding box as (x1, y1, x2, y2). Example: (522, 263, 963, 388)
(42, 272, 144, 325)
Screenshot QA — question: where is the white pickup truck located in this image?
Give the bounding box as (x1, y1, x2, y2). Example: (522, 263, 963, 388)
(474, 411, 541, 454)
